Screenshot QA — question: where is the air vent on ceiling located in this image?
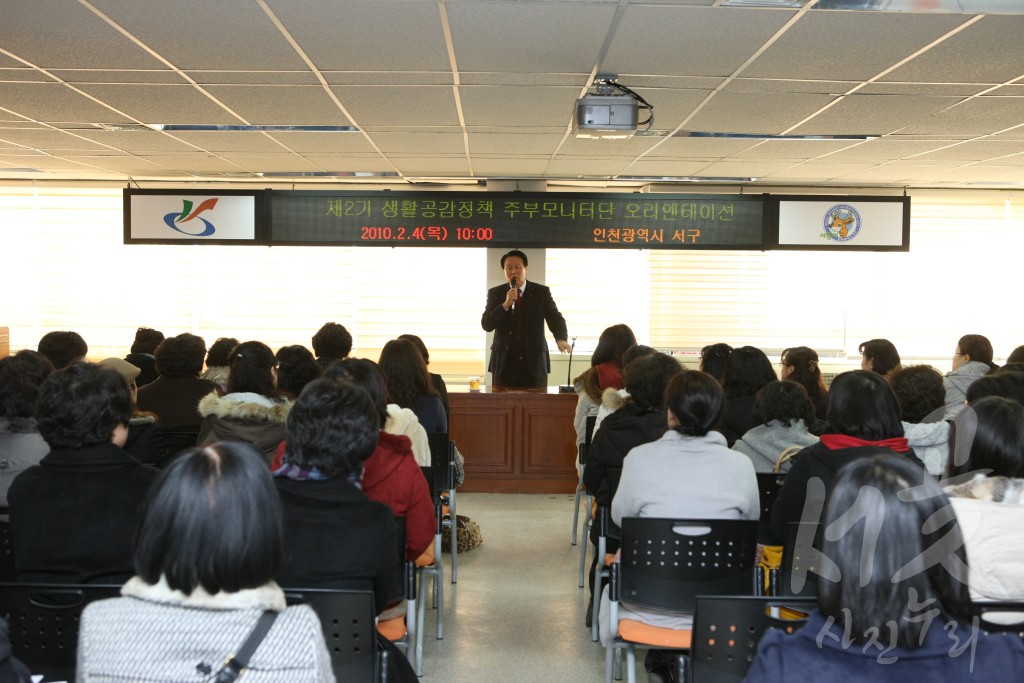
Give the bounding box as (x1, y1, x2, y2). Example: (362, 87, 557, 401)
(633, 130, 671, 137)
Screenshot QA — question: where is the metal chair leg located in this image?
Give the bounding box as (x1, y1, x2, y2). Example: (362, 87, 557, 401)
(572, 465, 585, 545)
(449, 487, 458, 584)
(577, 494, 592, 587)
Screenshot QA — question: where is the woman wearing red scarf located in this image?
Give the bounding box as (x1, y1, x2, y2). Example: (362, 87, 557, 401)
(572, 324, 637, 448)
(768, 370, 925, 545)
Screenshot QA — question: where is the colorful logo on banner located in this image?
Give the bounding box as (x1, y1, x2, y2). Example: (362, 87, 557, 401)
(164, 198, 219, 237)
(821, 204, 861, 242)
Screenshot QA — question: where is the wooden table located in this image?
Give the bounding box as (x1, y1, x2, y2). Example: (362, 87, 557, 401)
(449, 388, 578, 494)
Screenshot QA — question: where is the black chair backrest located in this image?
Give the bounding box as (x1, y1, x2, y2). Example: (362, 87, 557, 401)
(778, 522, 820, 597)
(283, 588, 378, 681)
(585, 414, 597, 448)
(972, 601, 1024, 641)
(0, 522, 15, 582)
(690, 595, 816, 683)
(0, 582, 121, 678)
(390, 517, 407, 603)
(618, 518, 759, 613)
(160, 427, 201, 457)
(424, 432, 453, 495)
(755, 472, 784, 544)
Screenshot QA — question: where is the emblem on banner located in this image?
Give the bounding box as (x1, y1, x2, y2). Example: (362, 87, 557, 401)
(821, 204, 861, 242)
(164, 198, 219, 236)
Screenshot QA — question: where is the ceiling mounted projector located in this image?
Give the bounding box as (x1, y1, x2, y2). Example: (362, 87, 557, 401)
(572, 77, 653, 139)
(573, 94, 639, 139)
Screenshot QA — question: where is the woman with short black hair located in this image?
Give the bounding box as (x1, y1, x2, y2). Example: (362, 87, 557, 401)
(719, 345, 778, 446)
(274, 379, 397, 614)
(889, 364, 949, 476)
(200, 336, 238, 389)
(0, 350, 53, 510)
(275, 345, 321, 400)
(780, 346, 828, 421)
(747, 454, 1024, 682)
(136, 333, 219, 430)
(76, 441, 334, 681)
(197, 341, 292, 463)
(769, 370, 924, 545)
(944, 333, 998, 419)
(9, 362, 159, 583)
(859, 338, 902, 379)
(731, 380, 819, 473)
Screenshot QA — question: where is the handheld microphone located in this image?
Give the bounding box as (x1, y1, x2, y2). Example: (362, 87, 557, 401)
(509, 277, 517, 311)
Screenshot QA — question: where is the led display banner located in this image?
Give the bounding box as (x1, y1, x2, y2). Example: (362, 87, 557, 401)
(771, 195, 910, 251)
(124, 189, 265, 245)
(268, 191, 767, 250)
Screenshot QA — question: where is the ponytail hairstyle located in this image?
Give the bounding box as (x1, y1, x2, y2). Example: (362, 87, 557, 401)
(226, 341, 280, 399)
(781, 346, 827, 404)
(664, 371, 725, 438)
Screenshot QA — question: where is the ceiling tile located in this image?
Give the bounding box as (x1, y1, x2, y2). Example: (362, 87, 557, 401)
(187, 71, 321, 86)
(460, 85, 579, 127)
(331, 86, 459, 127)
(136, 154, 250, 173)
(446, 1, 617, 73)
(742, 11, 967, 82)
(473, 159, 551, 177)
(469, 133, 565, 156)
(723, 80, 852, 95)
(49, 70, 185, 85)
(389, 157, 472, 176)
(789, 94, 963, 136)
(266, 0, 450, 71)
(730, 139, 861, 160)
(160, 132, 287, 154)
(0, 128, 115, 151)
(220, 154, 322, 173)
(612, 159, 713, 176)
(89, 0, 308, 72)
(605, 6, 795, 77)
(75, 83, 243, 125)
(684, 91, 836, 134)
(0, 0, 167, 70)
(547, 158, 632, 177)
(0, 82, 134, 124)
(766, 162, 878, 181)
(644, 137, 761, 159)
(204, 85, 352, 125)
(369, 131, 466, 155)
(270, 132, 380, 155)
(882, 14, 1024, 84)
(898, 97, 1024, 136)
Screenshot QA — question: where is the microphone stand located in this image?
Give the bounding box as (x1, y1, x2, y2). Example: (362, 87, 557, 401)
(559, 336, 577, 393)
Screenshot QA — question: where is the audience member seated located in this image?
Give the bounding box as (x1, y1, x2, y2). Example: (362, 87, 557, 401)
(1008, 345, 1024, 365)
(945, 333, 997, 419)
(889, 364, 949, 476)
(966, 369, 1024, 405)
(731, 380, 819, 473)
(572, 324, 636, 448)
(945, 396, 1024, 604)
(780, 346, 828, 423)
(274, 379, 397, 612)
(769, 370, 924, 546)
(746, 454, 1024, 682)
(379, 339, 447, 433)
(123, 326, 164, 387)
(275, 344, 321, 400)
(598, 371, 759, 680)
(36, 330, 87, 370)
(77, 441, 334, 680)
(398, 333, 451, 420)
(312, 322, 352, 371)
(592, 345, 658, 438)
(199, 336, 237, 390)
(698, 342, 732, 383)
(719, 346, 778, 446)
(583, 352, 683, 621)
(858, 337, 901, 381)
(275, 359, 436, 566)
(136, 333, 219, 430)
(197, 341, 292, 464)
(9, 362, 159, 583)
(0, 351, 53, 513)
(99, 358, 169, 468)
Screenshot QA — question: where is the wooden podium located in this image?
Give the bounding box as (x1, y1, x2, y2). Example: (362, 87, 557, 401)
(0, 327, 8, 359)
(449, 389, 578, 494)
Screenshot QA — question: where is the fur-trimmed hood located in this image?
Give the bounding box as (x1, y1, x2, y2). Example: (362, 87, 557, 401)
(946, 473, 1024, 504)
(197, 391, 291, 423)
(122, 575, 287, 612)
(601, 387, 630, 412)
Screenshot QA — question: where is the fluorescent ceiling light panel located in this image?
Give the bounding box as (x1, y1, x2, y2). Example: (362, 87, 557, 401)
(146, 124, 360, 133)
(675, 132, 878, 141)
(257, 171, 400, 178)
(619, 176, 758, 183)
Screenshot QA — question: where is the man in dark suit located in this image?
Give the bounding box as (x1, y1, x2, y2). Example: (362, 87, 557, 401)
(481, 250, 570, 390)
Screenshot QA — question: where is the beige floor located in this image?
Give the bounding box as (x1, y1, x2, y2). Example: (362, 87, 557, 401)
(415, 492, 645, 682)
